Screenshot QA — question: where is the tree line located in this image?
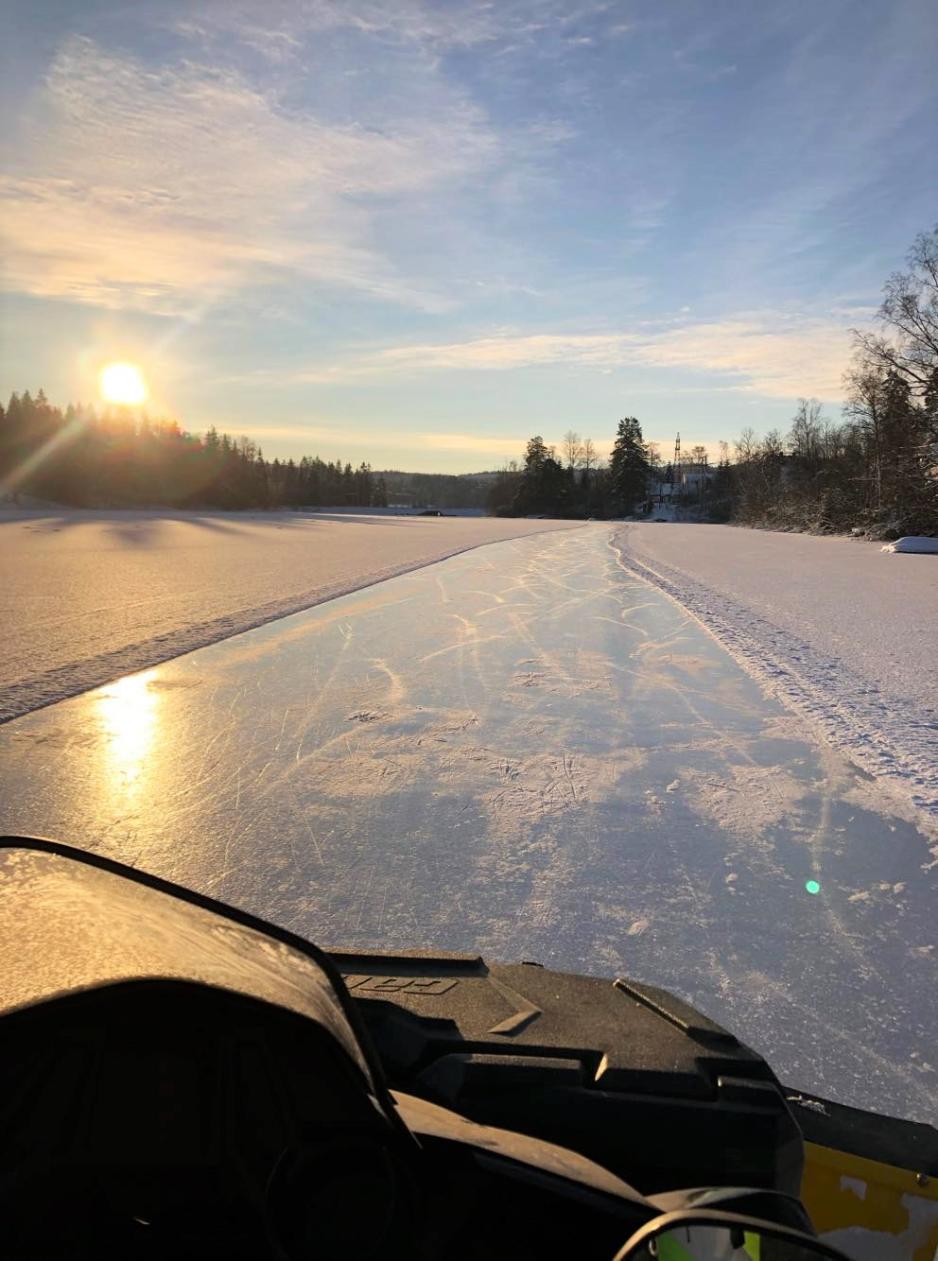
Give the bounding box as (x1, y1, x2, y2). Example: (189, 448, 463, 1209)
(485, 419, 652, 518)
(379, 469, 493, 509)
(0, 400, 391, 510)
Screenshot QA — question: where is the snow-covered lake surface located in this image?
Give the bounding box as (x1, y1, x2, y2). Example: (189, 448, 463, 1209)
(618, 523, 938, 834)
(0, 509, 580, 721)
(0, 526, 934, 1123)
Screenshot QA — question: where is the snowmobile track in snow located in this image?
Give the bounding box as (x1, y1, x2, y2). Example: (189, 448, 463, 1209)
(611, 531, 938, 855)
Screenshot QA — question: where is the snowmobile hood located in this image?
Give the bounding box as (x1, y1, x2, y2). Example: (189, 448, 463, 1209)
(0, 837, 383, 1097)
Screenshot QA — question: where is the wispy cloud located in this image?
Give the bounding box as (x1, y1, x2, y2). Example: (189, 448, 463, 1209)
(0, 35, 500, 313)
(276, 313, 854, 400)
(627, 316, 853, 400)
(177, 0, 623, 58)
(5, 0, 934, 457)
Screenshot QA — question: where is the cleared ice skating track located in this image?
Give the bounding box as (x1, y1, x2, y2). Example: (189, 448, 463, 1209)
(0, 509, 583, 721)
(0, 527, 934, 1122)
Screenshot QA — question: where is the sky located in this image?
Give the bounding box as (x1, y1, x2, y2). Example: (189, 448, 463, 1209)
(1, 1, 936, 472)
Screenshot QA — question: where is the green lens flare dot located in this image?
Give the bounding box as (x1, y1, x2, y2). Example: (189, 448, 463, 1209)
(805, 880, 821, 895)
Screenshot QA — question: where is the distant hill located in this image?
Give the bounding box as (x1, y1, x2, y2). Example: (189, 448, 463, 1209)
(373, 469, 500, 509)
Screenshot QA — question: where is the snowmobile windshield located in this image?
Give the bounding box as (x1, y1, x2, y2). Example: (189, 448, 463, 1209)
(0, 841, 381, 1094)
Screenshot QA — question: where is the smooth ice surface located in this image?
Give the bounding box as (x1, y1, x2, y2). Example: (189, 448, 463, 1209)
(0, 508, 580, 721)
(617, 524, 938, 831)
(0, 527, 934, 1123)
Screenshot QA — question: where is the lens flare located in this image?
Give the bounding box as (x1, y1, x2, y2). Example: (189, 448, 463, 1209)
(100, 362, 148, 405)
(805, 879, 821, 895)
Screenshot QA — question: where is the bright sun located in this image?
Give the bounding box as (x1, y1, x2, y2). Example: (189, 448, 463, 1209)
(100, 362, 148, 406)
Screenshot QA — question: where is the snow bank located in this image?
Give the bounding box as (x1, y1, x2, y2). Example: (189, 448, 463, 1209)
(614, 524, 938, 843)
(881, 536, 938, 554)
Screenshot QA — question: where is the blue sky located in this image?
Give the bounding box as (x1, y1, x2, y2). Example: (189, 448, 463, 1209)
(1, 0, 936, 470)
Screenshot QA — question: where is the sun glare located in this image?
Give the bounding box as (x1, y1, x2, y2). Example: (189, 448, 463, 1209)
(100, 361, 148, 406)
(97, 669, 160, 792)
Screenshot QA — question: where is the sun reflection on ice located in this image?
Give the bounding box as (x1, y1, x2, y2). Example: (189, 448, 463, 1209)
(97, 670, 160, 791)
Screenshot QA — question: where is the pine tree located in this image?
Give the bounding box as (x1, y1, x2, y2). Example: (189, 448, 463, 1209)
(608, 417, 650, 515)
(355, 462, 373, 506)
(513, 436, 567, 515)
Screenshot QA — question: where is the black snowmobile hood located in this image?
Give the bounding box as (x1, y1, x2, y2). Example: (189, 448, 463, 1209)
(0, 836, 386, 1102)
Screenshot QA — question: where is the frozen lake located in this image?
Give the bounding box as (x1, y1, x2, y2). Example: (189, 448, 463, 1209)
(0, 508, 580, 721)
(0, 526, 934, 1123)
(618, 523, 938, 832)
